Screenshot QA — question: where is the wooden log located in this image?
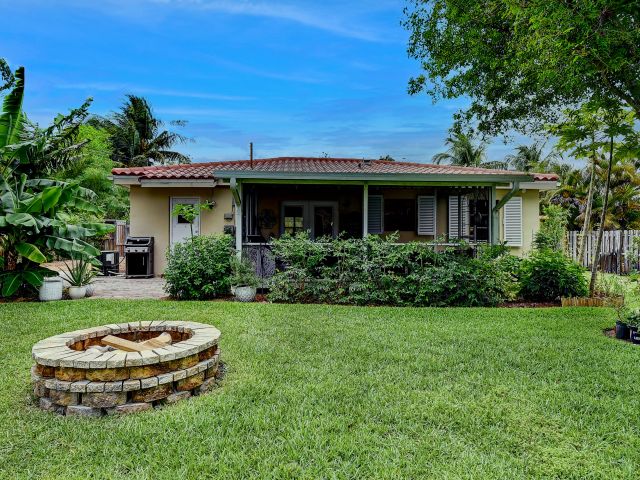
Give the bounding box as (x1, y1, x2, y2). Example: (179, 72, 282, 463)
(101, 335, 147, 352)
(139, 332, 172, 349)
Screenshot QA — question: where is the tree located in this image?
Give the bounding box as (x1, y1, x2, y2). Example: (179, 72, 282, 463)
(432, 132, 506, 168)
(0, 64, 113, 297)
(404, 1, 640, 136)
(99, 95, 190, 167)
(505, 142, 558, 172)
(171, 201, 215, 238)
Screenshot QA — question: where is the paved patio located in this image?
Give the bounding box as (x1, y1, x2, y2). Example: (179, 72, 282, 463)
(90, 275, 166, 300)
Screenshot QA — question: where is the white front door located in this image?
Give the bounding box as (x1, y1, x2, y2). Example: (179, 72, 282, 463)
(170, 197, 200, 246)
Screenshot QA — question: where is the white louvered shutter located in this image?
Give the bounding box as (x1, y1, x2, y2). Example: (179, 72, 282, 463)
(503, 197, 523, 247)
(448, 195, 469, 239)
(367, 195, 383, 234)
(417, 195, 436, 235)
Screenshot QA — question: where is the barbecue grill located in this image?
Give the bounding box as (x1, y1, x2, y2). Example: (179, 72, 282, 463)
(124, 237, 154, 278)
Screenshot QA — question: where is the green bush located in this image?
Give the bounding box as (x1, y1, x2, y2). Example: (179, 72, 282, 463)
(533, 205, 569, 251)
(518, 249, 588, 301)
(268, 233, 518, 307)
(164, 234, 234, 300)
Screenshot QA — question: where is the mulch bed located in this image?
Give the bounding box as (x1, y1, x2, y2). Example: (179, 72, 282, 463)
(498, 301, 561, 308)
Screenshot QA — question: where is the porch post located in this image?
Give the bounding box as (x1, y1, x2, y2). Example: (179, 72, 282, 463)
(490, 185, 500, 244)
(362, 182, 369, 237)
(231, 178, 243, 256)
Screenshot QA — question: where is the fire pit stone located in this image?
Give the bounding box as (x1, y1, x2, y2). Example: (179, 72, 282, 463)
(31, 321, 222, 416)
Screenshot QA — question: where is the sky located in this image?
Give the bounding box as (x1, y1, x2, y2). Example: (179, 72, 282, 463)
(2, 0, 535, 163)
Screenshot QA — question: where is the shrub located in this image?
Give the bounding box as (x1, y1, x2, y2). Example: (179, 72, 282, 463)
(230, 255, 259, 288)
(268, 233, 517, 307)
(164, 234, 233, 299)
(518, 249, 588, 301)
(533, 205, 569, 251)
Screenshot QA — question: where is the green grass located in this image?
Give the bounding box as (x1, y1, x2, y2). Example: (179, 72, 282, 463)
(1, 301, 639, 479)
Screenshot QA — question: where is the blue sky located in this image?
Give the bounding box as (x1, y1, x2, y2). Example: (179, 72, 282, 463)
(2, 0, 532, 163)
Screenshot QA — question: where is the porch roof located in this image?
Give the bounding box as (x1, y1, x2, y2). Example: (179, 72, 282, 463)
(112, 157, 558, 185)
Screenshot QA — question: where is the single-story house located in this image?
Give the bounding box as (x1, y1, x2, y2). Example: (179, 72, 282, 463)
(112, 157, 558, 274)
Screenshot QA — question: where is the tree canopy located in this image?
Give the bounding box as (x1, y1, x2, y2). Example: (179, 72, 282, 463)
(404, 0, 640, 135)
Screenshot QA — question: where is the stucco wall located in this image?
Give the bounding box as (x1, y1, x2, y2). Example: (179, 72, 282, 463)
(129, 185, 234, 273)
(496, 188, 540, 256)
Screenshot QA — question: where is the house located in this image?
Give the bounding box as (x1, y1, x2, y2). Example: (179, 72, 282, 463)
(112, 157, 558, 274)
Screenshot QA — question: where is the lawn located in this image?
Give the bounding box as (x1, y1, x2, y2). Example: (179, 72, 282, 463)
(1, 301, 639, 479)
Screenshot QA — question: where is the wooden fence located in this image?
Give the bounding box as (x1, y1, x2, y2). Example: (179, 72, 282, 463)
(567, 230, 640, 274)
(102, 220, 128, 272)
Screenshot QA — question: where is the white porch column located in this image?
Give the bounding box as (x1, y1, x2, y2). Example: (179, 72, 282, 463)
(231, 178, 243, 256)
(362, 182, 369, 237)
(490, 185, 500, 244)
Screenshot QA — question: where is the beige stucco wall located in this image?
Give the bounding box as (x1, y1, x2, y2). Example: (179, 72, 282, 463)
(496, 188, 540, 256)
(129, 185, 234, 273)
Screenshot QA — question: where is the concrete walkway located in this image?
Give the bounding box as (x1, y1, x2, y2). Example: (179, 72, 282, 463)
(90, 276, 167, 300)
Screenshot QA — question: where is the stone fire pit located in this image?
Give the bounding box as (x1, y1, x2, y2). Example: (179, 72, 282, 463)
(31, 321, 221, 417)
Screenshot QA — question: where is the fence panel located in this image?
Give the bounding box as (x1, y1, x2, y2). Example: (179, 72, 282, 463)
(567, 230, 640, 274)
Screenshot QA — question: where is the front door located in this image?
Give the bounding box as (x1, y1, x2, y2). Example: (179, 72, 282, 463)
(170, 197, 200, 245)
(311, 202, 338, 239)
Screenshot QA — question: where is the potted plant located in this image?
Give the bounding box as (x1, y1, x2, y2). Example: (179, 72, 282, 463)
(60, 256, 96, 300)
(38, 275, 64, 301)
(627, 310, 640, 343)
(230, 255, 259, 302)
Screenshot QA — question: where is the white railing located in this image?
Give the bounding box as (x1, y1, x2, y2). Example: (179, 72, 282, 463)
(567, 230, 640, 273)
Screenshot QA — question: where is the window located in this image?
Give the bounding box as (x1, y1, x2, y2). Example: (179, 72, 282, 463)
(417, 195, 436, 235)
(448, 195, 470, 239)
(384, 199, 415, 231)
(367, 195, 383, 234)
(283, 205, 304, 235)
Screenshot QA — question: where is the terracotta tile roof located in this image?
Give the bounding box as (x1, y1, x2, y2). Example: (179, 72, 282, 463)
(112, 157, 558, 182)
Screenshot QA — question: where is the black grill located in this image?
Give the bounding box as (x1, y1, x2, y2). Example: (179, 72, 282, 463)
(124, 237, 154, 278)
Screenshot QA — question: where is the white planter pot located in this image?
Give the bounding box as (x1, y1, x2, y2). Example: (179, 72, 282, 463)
(68, 286, 87, 300)
(85, 284, 95, 297)
(39, 276, 63, 301)
(234, 286, 256, 302)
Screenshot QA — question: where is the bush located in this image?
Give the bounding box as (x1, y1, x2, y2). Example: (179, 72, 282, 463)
(164, 234, 234, 299)
(268, 233, 518, 307)
(518, 249, 588, 301)
(534, 205, 569, 251)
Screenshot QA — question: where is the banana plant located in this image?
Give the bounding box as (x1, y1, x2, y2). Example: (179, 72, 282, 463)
(0, 65, 114, 297)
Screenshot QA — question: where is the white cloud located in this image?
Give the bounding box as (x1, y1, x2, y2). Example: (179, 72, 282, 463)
(56, 82, 252, 101)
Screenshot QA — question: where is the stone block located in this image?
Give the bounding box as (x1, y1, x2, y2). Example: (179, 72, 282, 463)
(160, 391, 191, 405)
(131, 383, 172, 403)
(129, 365, 163, 379)
(35, 364, 55, 378)
(39, 397, 64, 414)
(172, 369, 187, 381)
(55, 367, 86, 382)
(33, 381, 49, 398)
(44, 378, 71, 391)
(175, 372, 204, 392)
(49, 390, 79, 406)
(66, 405, 102, 418)
(157, 373, 174, 385)
(194, 377, 217, 395)
(70, 380, 90, 393)
(140, 376, 159, 389)
(205, 366, 218, 379)
(86, 382, 105, 393)
(85, 368, 129, 382)
(163, 354, 198, 372)
(103, 381, 123, 392)
(106, 402, 153, 415)
(82, 391, 127, 408)
(122, 379, 141, 392)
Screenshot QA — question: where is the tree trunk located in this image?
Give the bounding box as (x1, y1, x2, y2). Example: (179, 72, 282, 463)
(589, 136, 614, 296)
(577, 151, 596, 264)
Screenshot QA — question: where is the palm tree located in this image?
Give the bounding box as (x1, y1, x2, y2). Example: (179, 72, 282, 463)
(505, 142, 559, 172)
(432, 132, 506, 169)
(101, 95, 190, 167)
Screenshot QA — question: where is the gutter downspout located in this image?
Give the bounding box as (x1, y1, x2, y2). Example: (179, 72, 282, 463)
(231, 178, 242, 257)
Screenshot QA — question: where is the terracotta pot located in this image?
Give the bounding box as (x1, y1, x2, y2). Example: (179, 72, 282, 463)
(68, 286, 87, 300)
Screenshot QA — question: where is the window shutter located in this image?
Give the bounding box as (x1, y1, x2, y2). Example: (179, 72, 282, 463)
(448, 195, 469, 239)
(367, 195, 383, 234)
(417, 195, 436, 235)
(503, 197, 523, 247)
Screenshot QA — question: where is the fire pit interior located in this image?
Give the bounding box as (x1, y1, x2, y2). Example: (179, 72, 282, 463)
(31, 321, 221, 417)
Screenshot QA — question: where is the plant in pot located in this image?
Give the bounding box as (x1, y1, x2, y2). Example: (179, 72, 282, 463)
(60, 256, 97, 299)
(230, 255, 259, 302)
(626, 310, 640, 344)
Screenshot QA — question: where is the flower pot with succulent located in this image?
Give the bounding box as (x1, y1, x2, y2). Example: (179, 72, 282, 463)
(230, 255, 259, 302)
(60, 256, 97, 300)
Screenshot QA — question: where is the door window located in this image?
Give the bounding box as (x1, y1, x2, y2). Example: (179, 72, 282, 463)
(283, 205, 305, 235)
